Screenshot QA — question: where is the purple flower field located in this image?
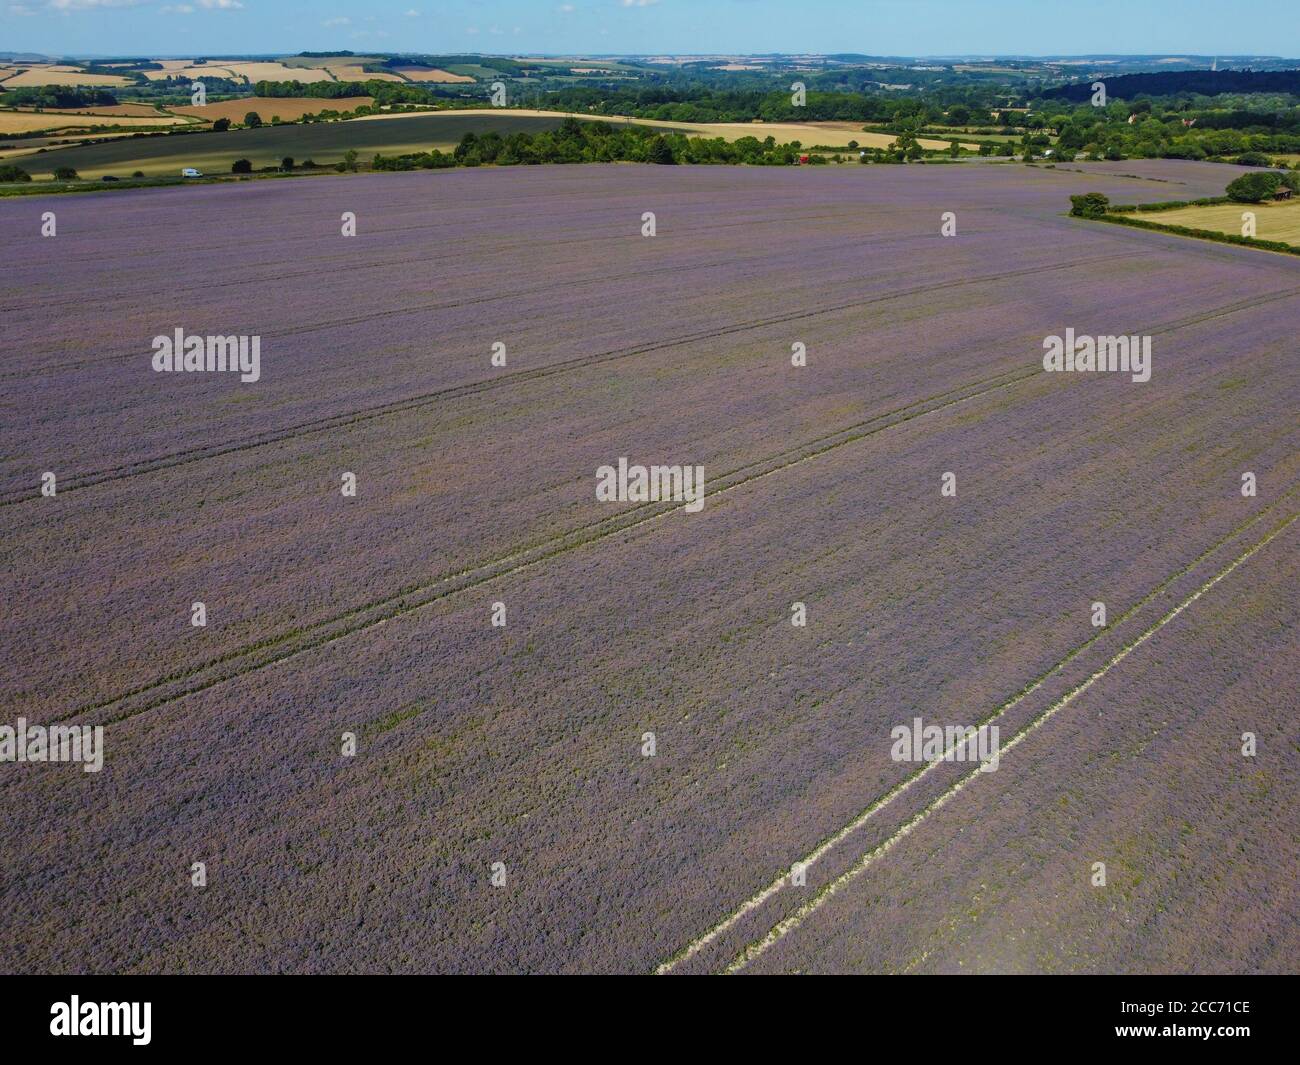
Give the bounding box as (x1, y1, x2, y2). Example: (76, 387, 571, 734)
(0, 159, 1296, 973)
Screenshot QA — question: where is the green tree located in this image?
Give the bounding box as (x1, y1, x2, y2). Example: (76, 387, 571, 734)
(53, 166, 78, 180)
(281, 156, 294, 171)
(1225, 171, 1282, 202)
(243, 111, 263, 128)
(1069, 192, 1110, 218)
(231, 158, 253, 174)
(212, 117, 231, 132)
(646, 135, 676, 165)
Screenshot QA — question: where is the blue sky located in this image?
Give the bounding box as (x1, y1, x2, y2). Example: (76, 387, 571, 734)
(3, 1, 1297, 59)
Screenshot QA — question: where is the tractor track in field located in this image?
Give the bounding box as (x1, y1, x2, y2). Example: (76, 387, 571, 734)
(30, 363, 1037, 735)
(3, 244, 1129, 384)
(0, 249, 1218, 505)
(655, 499, 1294, 972)
(715, 509, 1297, 974)
(16, 282, 1299, 740)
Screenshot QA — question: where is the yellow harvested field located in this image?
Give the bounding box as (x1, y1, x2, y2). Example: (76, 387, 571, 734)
(802, 121, 980, 150)
(390, 66, 476, 83)
(143, 60, 332, 83)
(0, 110, 186, 134)
(51, 103, 174, 117)
(225, 61, 336, 83)
(143, 65, 240, 82)
(324, 65, 405, 82)
(1, 66, 132, 88)
(1145, 200, 1300, 246)
(170, 96, 375, 123)
(143, 62, 319, 83)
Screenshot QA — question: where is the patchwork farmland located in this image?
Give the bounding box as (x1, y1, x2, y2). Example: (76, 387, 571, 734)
(1, 159, 1296, 974)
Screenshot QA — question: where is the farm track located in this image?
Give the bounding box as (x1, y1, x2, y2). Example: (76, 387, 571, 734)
(719, 510, 1298, 973)
(30, 282, 1300, 731)
(0, 249, 1210, 505)
(657, 502, 1298, 974)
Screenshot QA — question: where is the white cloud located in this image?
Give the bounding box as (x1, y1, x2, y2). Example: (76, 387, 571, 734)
(197, 0, 244, 8)
(621, 0, 659, 7)
(322, 16, 349, 26)
(47, 0, 145, 10)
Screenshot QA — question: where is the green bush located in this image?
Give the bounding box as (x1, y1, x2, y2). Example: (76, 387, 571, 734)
(1069, 192, 1110, 218)
(231, 158, 253, 174)
(0, 164, 32, 183)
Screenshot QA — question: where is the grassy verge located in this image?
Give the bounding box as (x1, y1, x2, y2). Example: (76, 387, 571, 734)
(1091, 211, 1300, 256)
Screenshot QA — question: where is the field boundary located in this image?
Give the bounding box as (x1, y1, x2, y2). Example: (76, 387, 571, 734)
(1092, 211, 1300, 257)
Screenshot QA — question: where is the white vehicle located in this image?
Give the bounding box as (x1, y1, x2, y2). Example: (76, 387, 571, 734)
(181, 167, 203, 178)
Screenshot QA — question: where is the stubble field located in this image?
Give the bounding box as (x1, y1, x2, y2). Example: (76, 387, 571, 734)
(0, 159, 1295, 973)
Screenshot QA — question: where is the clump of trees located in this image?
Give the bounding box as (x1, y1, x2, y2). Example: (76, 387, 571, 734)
(253, 80, 440, 107)
(1069, 192, 1111, 218)
(0, 164, 32, 182)
(2, 86, 118, 109)
(1226, 169, 1300, 202)
(372, 119, 814, 171)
